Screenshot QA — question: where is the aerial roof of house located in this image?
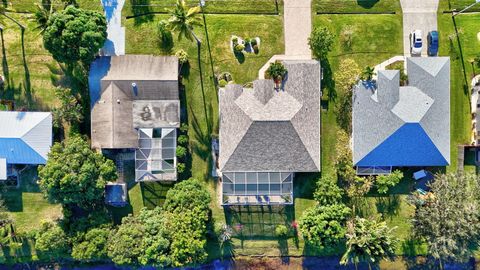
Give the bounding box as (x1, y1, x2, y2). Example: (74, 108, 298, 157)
(353, 57, 450, 167)
(89, 55, 180, 149)
(0, 111, 52, 166)
(219, 60, 321, 172)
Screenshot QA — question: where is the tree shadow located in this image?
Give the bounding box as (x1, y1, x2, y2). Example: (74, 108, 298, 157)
(20, 28, 32, 107)
(189, 103, 211, 161)
(451, 16, 469, 92)
(320, 59, 336, 102)
(0, 28, 9, 84)
(234, 51, 245, 64)
(278, 236, 289, 264)
(375, 195, 401, 220)
(130, 0, 154, 26)
(357, 0, 379, 9)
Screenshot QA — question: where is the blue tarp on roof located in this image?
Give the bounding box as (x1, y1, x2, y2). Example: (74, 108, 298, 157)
(0, 138, 46, 164)
(356, 123, 448, 167)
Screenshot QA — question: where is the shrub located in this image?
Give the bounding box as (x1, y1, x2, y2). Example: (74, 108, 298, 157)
(218, 79, 228, 87)
(314, 175, 344, 206)
(180, 123, 189, 133)
(275, 225, 288, 238)
(35, 221, 70, 259)
(175, 49, 188, 64)
(234, 43, 245, 53)
(177, 163, 186, 174)
(232, 36, 238, 45)
(177, 135, 189, 146)
(376, 170, 403, 194)
(308, 26, 334, 60)
(176, 146, 187, 159)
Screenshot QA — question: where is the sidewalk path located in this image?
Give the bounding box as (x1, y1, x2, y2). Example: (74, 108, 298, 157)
(284, 0, 312, 59)
(101, 0, 125, 56)
(400, 0, 439, 56)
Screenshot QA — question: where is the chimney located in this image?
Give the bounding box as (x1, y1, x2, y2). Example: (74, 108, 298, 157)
(377, 70, 400, 109)
(132, 82, 138, 96)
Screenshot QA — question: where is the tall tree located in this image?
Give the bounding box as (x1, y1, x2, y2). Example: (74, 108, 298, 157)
(71, 227, 110, 261)
(38, 135, 117, 208)
(335, 58, 361, 133)
(43, 6, 107, 66)
(51, 86, 83, 128)
(166, 0, 201, 41)
(308, 26, 334, 60)
(108, 216, 144, 265)
(412, 173, 480, 266)
(341, 217, 398, 270)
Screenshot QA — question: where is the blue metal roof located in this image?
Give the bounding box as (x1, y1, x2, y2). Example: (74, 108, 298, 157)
(0, 138, 47, 164)
(356, 123, 448, 167)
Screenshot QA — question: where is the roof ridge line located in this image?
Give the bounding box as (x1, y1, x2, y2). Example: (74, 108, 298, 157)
(290, 120, 320, 171)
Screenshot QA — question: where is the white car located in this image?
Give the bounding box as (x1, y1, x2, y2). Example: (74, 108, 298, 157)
(410, 30, 423, 55)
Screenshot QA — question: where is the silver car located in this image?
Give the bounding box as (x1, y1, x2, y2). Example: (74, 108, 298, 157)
(410, 30, 423, 55)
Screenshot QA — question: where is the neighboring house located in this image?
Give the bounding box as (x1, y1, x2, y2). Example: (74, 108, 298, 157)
(353, 57, 450, 174)
(89, 55, 180, 182)
(218, 60, 321, 205)
(0, 111, 52, 180)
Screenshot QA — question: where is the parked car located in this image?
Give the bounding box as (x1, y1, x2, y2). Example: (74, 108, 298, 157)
(410, 30, 423, 55)
(428, 31, 439, 56)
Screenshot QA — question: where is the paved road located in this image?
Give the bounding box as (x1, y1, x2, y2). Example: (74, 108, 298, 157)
(101, 0, 125, 56)
(283, 0, 311, 59)
(400, 0, 439, 56)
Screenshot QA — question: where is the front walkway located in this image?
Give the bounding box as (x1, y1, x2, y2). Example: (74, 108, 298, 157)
(400, 0, 439, 56)
(101, 0, 125, 56)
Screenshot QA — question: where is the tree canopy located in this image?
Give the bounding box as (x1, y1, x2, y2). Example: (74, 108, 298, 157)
(313, 175, 344, 206)
(412, 173, 480, 264)
(72, 227, 110, 261)
(108, 216, 144, 265)
(43, 6, 107, 65)
(308, 26, 334, 60)
(35, 221, 70, 259)
(375, 170, 403, 194)
(38, 135, 117, 208)
(335, 58, 361, 133)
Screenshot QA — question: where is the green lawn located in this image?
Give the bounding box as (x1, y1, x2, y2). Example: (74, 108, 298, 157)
(1, 167, 62, 234)
(437, 13, 478, 171)
(314, 0, 401, 13)
(439, 0, 480, 12)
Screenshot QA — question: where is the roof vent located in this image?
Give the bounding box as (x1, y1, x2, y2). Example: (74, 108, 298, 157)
(132, 82, 138, 96)
(116, 99, 120, 104)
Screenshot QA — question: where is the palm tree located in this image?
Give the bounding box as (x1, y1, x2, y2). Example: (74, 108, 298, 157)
(340, 217, 398, 270)
(362, 66, 375, 81)
(167, 0, 211, 132)
(265, 61, 287, 89)
(167, 0, 202, 42)
(34, 2, 55, 34)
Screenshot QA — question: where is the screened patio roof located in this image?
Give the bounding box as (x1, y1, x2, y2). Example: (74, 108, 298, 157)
(222, 172, 293, 205)
(135, 128, 177, 181)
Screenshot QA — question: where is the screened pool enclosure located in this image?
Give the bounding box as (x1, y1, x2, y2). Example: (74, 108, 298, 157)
(222, 172, 293, 205)
(135, 128, 177, 181)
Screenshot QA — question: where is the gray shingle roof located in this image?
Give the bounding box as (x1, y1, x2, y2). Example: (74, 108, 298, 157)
(90, 55, 179, 149)
(352, 57, 450, 165)
(219, 60, 321, 172)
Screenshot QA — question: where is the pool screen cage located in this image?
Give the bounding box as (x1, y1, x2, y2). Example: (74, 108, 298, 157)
(135, 128, 177, 182)
(356, 166, 392, 175)
(222, 172, 293, 205)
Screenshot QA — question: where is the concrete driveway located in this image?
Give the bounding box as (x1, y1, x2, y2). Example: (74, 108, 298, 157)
(101, 0, 125, 56)
(284, 0, 311, 59)
(400, 0, 439, 56)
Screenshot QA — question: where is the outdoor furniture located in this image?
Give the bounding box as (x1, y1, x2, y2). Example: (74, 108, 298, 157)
(413, 170, 427, 180)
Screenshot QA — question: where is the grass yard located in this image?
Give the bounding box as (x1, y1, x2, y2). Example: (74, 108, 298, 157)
(437, 13, 479, 171)
(314, 0, 401, 14)
(1, 167, 62, 234)
(439, 0, 480, 12)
